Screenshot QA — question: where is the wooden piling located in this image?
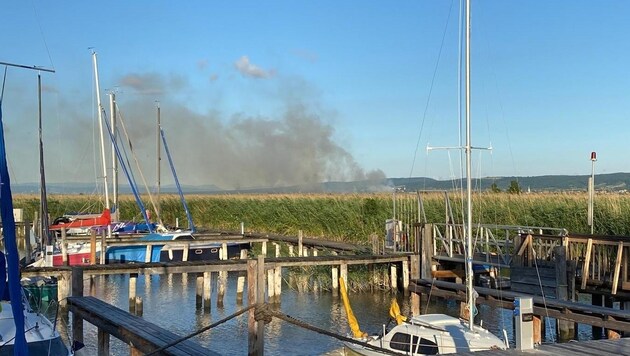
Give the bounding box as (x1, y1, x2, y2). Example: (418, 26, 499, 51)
(331, 267, 339, 297)
(274, 265, 282, 300)
(298, 230, 303, 257)
(72, 267, 84, 345)
(97, 328, 110, 355)
(312, 248, 318, 257)
(203, 271, 212, 312)
(534, 316, 542, 344)
(237, 250, 247, 304)
(61, 227, 68, 266)
(340, 263, 348, 292)
(288, 245, 294, 257)
(58, 270, 71, 308)
(196, 275, 204, 309)
(274, 243, 280, 258)
(23, 220, 32, 265)
(218, 271, 227, 307)
(262, 241, 267, 257)
(129, 273, 137, 314)
(390, 264, 398, 290)
(135, 296, 143, 317)
(592, 293, 603, 339)
(410, 255, 420, 316)
(90, 229, 97, 265)
(402, 260, 409, 295)
(555, 246, 574, 341)
(248, 256, 264, 356)
(100, 229, 107, 264)
(267, 268, 275, 300)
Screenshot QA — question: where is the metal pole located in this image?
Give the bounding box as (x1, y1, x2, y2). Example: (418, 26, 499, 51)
(465, 0, 474, 332)
(92, 51, 112, 241)
(110, 93, 118, 220)
(156, 102, 161, 219)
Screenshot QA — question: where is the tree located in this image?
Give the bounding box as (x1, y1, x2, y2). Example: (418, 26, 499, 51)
(507, 180, 521, 194)
(490, 182, 501, 193)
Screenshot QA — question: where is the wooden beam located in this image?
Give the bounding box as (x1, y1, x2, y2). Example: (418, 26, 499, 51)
(582, 238, 593, 290)
(612, 241, 624, 295)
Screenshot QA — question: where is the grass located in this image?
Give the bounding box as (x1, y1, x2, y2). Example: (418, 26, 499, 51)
(12, 191, 630, 244)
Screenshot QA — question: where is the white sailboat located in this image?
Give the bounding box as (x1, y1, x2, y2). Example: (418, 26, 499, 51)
(343, 1, 507, 354)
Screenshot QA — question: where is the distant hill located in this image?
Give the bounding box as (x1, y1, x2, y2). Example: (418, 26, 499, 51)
(12, 172, 630, 195)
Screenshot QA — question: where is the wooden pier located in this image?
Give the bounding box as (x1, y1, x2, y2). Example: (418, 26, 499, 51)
(458, 337, 630, 355)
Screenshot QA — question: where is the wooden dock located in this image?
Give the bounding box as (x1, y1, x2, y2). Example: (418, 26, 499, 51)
(458, 337, 630, 355)
(67, 296, 219, 355)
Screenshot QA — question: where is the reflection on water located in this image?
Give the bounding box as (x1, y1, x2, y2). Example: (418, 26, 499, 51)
(57, 273, 595, 355)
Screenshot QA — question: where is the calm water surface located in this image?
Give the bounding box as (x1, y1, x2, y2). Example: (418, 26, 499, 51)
(48, 273, 596, 355)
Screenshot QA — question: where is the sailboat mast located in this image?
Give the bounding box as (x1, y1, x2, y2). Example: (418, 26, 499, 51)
(92, 51, 112, 240)
(156, 102, 161, 219)
(110, 92, 118, 220)
(37, 73, 51, 246)
(465, 0, 474, 332)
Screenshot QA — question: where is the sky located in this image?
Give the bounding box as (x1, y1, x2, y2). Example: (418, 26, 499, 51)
(1, 1, 629, 190)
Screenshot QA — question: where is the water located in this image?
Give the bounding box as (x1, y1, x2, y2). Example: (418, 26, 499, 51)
(46, 273, 596, 355)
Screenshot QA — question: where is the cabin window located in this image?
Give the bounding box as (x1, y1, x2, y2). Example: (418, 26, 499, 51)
(390, 333, 438, 355)
(417, 338, 438, 355)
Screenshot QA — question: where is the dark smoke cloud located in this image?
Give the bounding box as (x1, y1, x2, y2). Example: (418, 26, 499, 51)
(108, 71, 384, 189)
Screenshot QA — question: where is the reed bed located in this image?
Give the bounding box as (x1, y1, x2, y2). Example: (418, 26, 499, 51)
(12, 192, 630, 244)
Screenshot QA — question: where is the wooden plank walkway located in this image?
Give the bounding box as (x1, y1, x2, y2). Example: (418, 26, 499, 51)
(67, 296, 219, 355)
(458, 338, 630, 355)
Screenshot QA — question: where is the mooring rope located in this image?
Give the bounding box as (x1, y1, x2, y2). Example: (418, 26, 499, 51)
(144, 303, 256, 356)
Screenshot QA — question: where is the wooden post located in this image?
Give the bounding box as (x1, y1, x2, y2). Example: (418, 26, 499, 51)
(581, 238, 593, 290)
(237, 250, 247, 304)
(390, 264, 398, 291)
(592, 293, 603, 339)
(58, 270, 71, 308)
(129, 273, 137, 314)
(340, 263, 348, 293)
(145, 245, 152, 263)
(72, 267, 84, 345)
(100, 229, 107, 264)
(554, 246, 573, 341)
(196, 274, 204, 309)
(61, 227, 68, 266)
(533, 316, 542, 344)
(612, 241, 623, 295)
(267, 268, 275, 300)
(135, 296, 143, 317)
(605, 296, 621, 339)
(421, 224, 433, 279)
(331, 267, 339, 297)
(183, 243, 189, 262)
(274, 265, 281, 301)
(298, 230, 303, 257)
(248, 256, 264, 356)
(97, 328, 110, 356)
(402, 260, 409, 295)
(90, 229, 97, 265)
(302, 247, 308, 257)
(23, 220, 32, 264)
(312, 248, 318, 257)
(410, 255, 420, 316)
(288, 245, 294, 257)
(261, 241, 267, 257)
(222, 243, 228, 260)
(274, 243, 280, 258)
(203, 271, 212, 312)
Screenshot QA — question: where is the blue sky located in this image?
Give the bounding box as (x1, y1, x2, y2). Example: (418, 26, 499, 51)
(1, 1, 629, 189)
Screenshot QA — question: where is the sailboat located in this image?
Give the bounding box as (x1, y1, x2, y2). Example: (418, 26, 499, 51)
(343, 1, 507, 354)
(0, 62, 72, 354)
